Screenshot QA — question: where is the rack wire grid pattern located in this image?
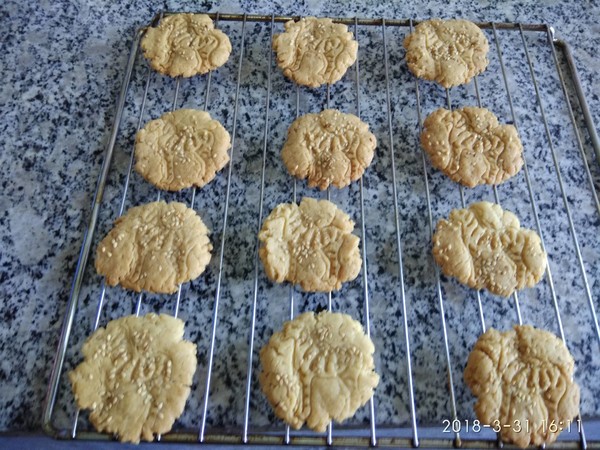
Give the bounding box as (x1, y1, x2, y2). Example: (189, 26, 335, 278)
(43, 12, 600, 448)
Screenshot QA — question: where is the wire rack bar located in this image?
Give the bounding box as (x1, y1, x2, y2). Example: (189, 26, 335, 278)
(72, 49, 183, 439)
(324, 80, 334, 448)
(555, 41, 600, 165)
(489, 25, 566, 338)
(199, 14, 247, 441)
(283, 82, 301, 448)
(490, 27, 593, 447)
(132, 77, 181, 317)
(99, 67, 152, 324)
(173, 46, 216, 319)
(547, 36, 600, 202)
(518, 26, 597, 448)
(518, 26, 600, 347)
(70, 64, 155, 439)
(445, 101, 499, 447)
(383, 19, 421, 447)
(242, 14, 274, 444)
(444, 89, 524, 326)
(407, 18, 462, 448)
(157, 12, 548, 31)
(41, 27, 143, 434)
(354, 17, 380, 447)
(545, 32, 600, 242)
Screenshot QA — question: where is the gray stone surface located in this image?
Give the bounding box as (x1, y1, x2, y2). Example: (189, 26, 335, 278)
(1, 1, 599, 446)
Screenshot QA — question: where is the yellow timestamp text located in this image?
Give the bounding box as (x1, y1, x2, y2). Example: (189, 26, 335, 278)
(442, 418, 582, 434)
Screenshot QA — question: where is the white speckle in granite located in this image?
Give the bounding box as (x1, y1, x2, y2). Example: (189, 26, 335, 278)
(9, 207, 50, 266)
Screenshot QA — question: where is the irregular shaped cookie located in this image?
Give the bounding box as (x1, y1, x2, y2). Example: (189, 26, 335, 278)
(141, 13, 231, 77)
(259, 198, 361, 292)
(259, 311, 379, 432)
(135, 109, 231, 191)
(95, 201, 212, 294)
(421, 107, 523, 187)
(282, 109, 377, 190)
(464, 325, 580, 448)
(403, 19, 489, 88)
(273, 17, 358, 87)
(432, 202, 546, 297)
(69, 313, 197, 443)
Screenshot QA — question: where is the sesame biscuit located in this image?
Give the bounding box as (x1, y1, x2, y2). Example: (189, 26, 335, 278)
(259, 198, 361, 292)
(259, 311, 379, 432)
(432, 202, 546, 297)
(272, 17, 358, 87)
(281, 109, 377, 190)
(135, 109, 231, 191)
(95, 201, 212, 294)
(464, 325, 580, 448)
(141, 13, 231, 78)
(403, 19, 489, 88)
(69, 313, 197, 443)
(421, 107, 523, 187)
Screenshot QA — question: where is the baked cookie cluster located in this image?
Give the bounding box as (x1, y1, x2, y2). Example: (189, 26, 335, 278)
(71, 14, 582, 448)
(404, 20, 579, 449)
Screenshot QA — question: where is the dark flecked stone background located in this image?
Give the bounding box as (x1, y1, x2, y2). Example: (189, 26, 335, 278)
(1, 0, 599, 443)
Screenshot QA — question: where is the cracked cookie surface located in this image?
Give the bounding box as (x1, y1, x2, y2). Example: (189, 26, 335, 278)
(432, 202, 546, 297)
(259, 311, 379, 432)
(464, 325, 580, 448)
(421, 107, 523, 187)
(281, 109, 377, 190)
(403, 19, 489, 88)
(95, 201, 212, 294)
(69, 313, 197, 443)
(259, 197, 361, 292)
(272, 17, 358, 87)
(141, 13, 231, 77)
(135, 109, 231, 191)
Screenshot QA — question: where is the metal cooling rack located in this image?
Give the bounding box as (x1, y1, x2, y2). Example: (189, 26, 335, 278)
(43, 12, 600, 448)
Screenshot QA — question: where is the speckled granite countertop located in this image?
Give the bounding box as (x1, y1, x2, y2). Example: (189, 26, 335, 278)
(2, 0, 600, 444)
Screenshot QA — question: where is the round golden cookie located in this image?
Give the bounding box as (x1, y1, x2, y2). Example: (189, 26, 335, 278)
(464, 325, 580, 448)
(259, 198, 361, 292)
(272, 17, 358, 87)
(95, 201, 212, 294)
(432, 201, 546, 297)
(141, 13, 231, 78)
(403, 19, 489, 88)
(281, 109, 377, 190)
(421, 107, 523, 187)
(259, 311, 379, 432)
(135, 109, 231, 191)
(69, 313, 197, 444)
